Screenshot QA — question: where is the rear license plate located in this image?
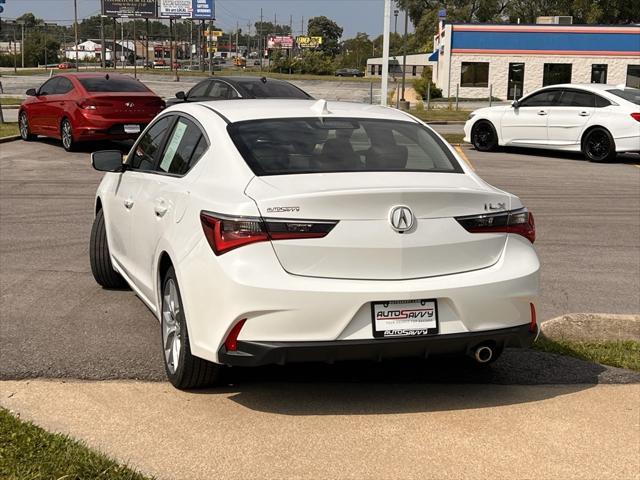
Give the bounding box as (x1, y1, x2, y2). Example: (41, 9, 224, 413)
(124, 124, 140, 134)
(372, 299, 438, 338)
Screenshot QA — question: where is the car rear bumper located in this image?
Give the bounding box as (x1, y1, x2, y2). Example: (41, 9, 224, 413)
(219, 323, 536, 366)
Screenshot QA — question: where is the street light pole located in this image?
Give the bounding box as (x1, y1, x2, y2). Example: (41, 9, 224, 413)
(380, 0, 391, 106)
(400, 9, 409, 104)
(21, 22, 25, 68)
(100, 15, 105, 68)
(73, 0, 79, 71)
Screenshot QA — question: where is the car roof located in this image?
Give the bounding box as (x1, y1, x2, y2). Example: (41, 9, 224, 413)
(55, 72, 134, 78)
(198, 76, 293, 85)
(175, 99, 418, 124)
(538, 83, 631, 92)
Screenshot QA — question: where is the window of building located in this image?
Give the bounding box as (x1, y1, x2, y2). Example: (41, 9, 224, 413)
(507, 63, 525, 100)
(371, 64, 375, 75)
(460, 62, 489, 87)
(543, 64, 572, 86)
(378, 65, 382, 75)
(591, 64, 608, 84)
(412, 66, 417, 76)
(626, 65, 640, 88)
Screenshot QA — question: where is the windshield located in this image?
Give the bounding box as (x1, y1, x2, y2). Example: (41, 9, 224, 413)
(228, 117, 462, 176)
(606, 88, 640, 105)
(79, 77, 149, 93)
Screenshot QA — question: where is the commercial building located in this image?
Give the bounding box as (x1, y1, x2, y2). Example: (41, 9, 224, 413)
(366, 53, 432, 78)
(431, 23, 640, 99)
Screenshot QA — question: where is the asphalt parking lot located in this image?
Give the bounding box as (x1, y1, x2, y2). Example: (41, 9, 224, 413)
(1, 137, 638, 385)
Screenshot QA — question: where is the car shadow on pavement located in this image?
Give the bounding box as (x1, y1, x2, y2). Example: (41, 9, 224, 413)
(482, 146, 640, 165)
(193, 349, 639, 415)
(36, 137, 133, 154)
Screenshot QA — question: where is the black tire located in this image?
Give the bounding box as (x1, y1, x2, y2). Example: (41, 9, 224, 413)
(19, 111, 36, 141)
(161, 266, 223, 389)
(60, 118, 76, 152)
(471, 120, 499, 152)
(89, 209, 128, 289)
(582, 127, 616, 163)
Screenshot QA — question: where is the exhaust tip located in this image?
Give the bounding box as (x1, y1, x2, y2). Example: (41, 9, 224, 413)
(474, 345, 493, 364)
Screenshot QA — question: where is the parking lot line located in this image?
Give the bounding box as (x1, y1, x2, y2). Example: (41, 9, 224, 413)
(454, 145, 475, 170)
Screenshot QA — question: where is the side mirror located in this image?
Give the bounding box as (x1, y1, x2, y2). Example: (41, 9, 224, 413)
(26, 88, 37, 96)
(512, 100, 520, 108)
(92, 150, 124, 172)
(175, 91, 186, 100)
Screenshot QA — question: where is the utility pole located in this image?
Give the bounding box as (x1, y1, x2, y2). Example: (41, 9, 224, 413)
(133, 14, 137, 78)
(120, 18, 124, 69)
(169, 18, 174, 72)
(100, 15, 105, 68)
(400, 9, 409, 104)
(259, 8, 263, 71)
(73, 0, 79, 71)
(43, 22, 48, 69)
(301, 16, 304, 35)
(381, 0, 391, 106)
(113, 17, 117, 70)
(201, 20, 205, 72)
(208, 19, 213, 75)
(21, 22, 25, 68)
(145, 18, 149, 68)
(190, 20, 193, 68)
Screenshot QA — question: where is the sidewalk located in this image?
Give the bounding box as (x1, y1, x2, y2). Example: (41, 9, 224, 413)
(2, 379, 638, 480)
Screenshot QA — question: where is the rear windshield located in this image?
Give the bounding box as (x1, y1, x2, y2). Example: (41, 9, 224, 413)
(228, 117, 462, 176)
(79, 76, 149, 93)
(607, 88, 640, 105)
(238, 81, 310, 99)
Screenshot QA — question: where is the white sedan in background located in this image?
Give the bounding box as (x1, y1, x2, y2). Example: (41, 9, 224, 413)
(90, 99, 539, 389)
(464, 84, 640, 162)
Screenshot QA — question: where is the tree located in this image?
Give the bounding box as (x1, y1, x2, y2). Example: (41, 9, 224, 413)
(308, 16, 343, 56)
(341, 32, 373, 68)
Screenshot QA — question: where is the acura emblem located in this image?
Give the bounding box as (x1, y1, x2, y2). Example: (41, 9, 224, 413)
(125, 102, 135, 108)
(389, 206, 414, 233)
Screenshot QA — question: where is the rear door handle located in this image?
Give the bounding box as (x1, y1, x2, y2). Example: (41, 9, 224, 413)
(579, 111, 590, 116)
(123, 198, 134, 209)
(154, 199, 168, 217)
(537, 110, 547, 116)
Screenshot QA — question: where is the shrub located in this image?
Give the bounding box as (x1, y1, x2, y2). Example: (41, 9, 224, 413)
(414, 76, 442, 100)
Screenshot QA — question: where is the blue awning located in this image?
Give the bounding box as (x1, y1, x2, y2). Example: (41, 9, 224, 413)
(428, 50, 439, 61)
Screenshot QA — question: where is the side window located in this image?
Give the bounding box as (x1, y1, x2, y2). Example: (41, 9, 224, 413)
(519, 90, 561, 107)
(558, 90, 595, 108)
(188, 80, 211, 97)
(594, 95, 611, 108)
(55, 77, 74, 95)
(157, 117, 208, 175)
(38, 78, 59, 96)
(208, 82, 231, 100)
(129, 116, 174, 170)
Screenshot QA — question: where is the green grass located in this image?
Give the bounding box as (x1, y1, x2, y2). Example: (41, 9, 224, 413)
(533, 337, 640, 371)
(0, 408, 152, 480)
(0, 123, 19, 138)
(412, 109, 471, 122)
(0, 97, 23, 106)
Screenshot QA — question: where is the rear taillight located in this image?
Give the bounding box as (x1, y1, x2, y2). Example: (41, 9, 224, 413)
(631, 113, 640, 122)
(200, 212, 337, 255)
(224, 319, 246, 352)
(456, 208, 535, 243)
(77, 98, 97, 110)
(529, 303, 537, 333)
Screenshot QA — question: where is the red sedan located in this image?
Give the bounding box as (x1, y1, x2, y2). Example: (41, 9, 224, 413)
(18, 73, 165, 151)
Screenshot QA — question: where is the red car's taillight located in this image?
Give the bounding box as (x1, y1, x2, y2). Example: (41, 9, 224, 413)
(631, 113, 640, 122)
(200, 212, 337, 255)
(77, 98, 97, 110)
(456, 208, 535, 243)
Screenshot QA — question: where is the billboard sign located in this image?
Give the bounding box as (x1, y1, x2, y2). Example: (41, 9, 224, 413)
(267, 35, 294, 49)
(159, 0, 191, 17)
(102, 0, 157, 17)
(296, 36, 323, 48)
(192, 0, 214, 19)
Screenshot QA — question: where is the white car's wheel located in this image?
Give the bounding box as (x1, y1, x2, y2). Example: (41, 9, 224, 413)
(471, 121, 498, 152)
(161, 266, 223, 389)
(89, 209, 128, 289)
(582, 127, 616, 163)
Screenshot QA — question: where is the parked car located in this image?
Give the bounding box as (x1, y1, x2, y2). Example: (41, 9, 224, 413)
(89, 99, 539, 389)
(335, 68, 364, 77)
(165, 76, 312, 106)
(464, 84, 640, 162)
(104, 60, 114, 68)
(58, 62, 73, 69)
(18, 73, 165, 151)
(153, 59, 167, 67)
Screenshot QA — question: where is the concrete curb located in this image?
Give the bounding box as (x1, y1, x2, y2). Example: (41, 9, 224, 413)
(0, 135, 20, 143)
(0, 105, 20, 110)
(540, 313, 640, 342)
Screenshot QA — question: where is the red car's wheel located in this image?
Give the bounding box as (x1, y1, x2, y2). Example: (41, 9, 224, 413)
(19, 111, 37, 141)
(60, 118, 77, 152)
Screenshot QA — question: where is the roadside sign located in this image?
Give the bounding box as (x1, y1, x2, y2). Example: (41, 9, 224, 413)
(192, 0, 214, 19)
(159, 0, 191, 17)
(102, 0, 157, 17)
(296, 36, 323, 48)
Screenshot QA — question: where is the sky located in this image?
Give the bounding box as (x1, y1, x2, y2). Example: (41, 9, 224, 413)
(2, 0, 411, 38)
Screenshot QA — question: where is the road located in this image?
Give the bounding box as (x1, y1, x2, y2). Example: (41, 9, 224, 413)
(1, 138, 638, 382)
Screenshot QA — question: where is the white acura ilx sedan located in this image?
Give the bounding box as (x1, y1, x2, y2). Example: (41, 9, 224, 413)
(464, 84, 640, 162)
(90, 99, 539, 389)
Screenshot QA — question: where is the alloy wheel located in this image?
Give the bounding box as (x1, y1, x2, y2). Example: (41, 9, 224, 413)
(61, 120, 73, 150)
(19, 113, 29, 139)
(473, 123, 493, 149)
(586, 131, 610, 161)
(162, 278, 182, 374)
